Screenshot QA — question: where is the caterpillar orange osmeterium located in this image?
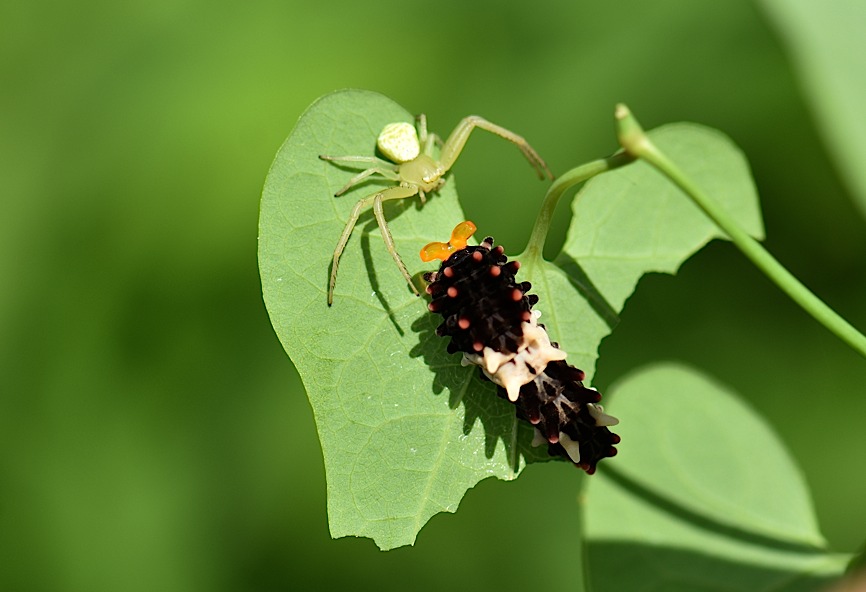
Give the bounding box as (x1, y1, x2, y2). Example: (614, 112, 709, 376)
(421, 221, 620, 474)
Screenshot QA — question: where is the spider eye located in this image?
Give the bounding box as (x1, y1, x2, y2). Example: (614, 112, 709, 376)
(377, 122, 420, 163)
(419, 221, 477, 262)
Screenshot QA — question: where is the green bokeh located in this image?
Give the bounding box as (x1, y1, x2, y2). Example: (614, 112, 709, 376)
(2, 1, 864, 590)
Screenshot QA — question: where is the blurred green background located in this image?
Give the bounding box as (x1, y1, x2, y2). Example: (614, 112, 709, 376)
(2, 1, 864, 590)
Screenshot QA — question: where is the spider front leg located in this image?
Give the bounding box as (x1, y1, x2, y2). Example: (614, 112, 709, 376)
(318, 155, 399, 196)
(372, 187, 422, 298)
(332, 167, 400, 197)
(329, 184, 420, 306)
(438, 115, 553, 179)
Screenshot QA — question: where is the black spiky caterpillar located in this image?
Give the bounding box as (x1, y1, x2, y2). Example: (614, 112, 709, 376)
(420, 222, 620, 474)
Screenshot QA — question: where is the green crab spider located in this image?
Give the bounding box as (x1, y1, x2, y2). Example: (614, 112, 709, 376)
(320, 114, 553, 306)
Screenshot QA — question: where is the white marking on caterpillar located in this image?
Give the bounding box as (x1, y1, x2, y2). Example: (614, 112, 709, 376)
(461, 315, 567, 401)
(587, 403, 619, 427)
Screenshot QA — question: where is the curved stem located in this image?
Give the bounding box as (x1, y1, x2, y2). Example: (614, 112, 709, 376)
(524, 151, 635, 264)
(615, 104, 866, 360)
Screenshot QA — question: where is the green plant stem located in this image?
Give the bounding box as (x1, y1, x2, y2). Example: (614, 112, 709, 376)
(523, 151, 635, 264)
(615, 103, 866, 360)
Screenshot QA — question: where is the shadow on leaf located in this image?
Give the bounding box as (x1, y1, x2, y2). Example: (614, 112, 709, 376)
(326, 198, 419, 334)
(359, 221, 403, 335)
(554, 252, 620, 330)
(587, 541, 840, 592)
(409, 309, 555, 472)
(603, 464, 829, 554)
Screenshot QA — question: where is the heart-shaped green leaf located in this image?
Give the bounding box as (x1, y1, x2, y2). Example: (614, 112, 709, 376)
(585, 362, 849, 591)
(259, 90, 764, 549)
(259, 90, 540, 551)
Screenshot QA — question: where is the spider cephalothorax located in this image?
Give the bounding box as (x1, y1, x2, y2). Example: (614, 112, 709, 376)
(422, 221, 620, 474)
(321, 115, 552, 305)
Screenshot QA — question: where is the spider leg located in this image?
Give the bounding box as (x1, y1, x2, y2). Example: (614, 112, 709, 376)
(418, 114, 443, 155)
(416, 114, 443, 156)
(329, 184, 419, 305)
(319, 154, 394, 167)
(438, 115, 553, 180)
(372, 185, 421, 297)
(416, 114, 428, 145)
(332, 167, 400, 196)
